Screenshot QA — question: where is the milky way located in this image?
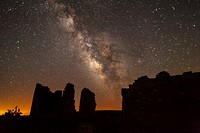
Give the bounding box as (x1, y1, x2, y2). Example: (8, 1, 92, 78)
(0, 0, 200, 114)
(48, 0, 129, 94)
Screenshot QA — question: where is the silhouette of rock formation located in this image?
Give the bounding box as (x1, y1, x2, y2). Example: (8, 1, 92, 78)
(30, 83, 76, 118)
(63, 83, 76, 113)
(3, 71, 200, 133)
(79, 88, 96, 122)
(30, 83, 54, 117)
(122, 71, 200, 132)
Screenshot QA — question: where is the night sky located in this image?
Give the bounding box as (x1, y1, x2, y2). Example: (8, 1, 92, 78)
(0, 0, 200, 115)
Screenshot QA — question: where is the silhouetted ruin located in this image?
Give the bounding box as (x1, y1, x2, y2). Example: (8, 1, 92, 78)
(79, 88, 96, 122)
(62, 83, 76, 119)
(122, 71, 200, 113)
(30, 83, 76, 119)
(122, 71, 200, 132)
(30, 83, 54, 118)
(2, 71, 200, 133)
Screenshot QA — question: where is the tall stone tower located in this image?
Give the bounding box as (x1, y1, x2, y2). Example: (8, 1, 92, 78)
(79, 88, 96, 122)
(62, 83, 76, 114)
(30, 83, 53, 117)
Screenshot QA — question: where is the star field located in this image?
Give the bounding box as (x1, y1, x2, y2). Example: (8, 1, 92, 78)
(0, 0, 200, 114)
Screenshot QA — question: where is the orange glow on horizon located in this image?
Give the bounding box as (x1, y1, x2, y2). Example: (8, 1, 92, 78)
(0, 100, 122, 115)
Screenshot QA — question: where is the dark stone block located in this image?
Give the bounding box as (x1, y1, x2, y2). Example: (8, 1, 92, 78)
(79, 88, 96, 122)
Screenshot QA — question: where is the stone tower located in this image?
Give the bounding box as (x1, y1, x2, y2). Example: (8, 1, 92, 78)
(30, 83, 53, 117)
(79, 88, 96, 122)
(62, 83, 76, 114)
